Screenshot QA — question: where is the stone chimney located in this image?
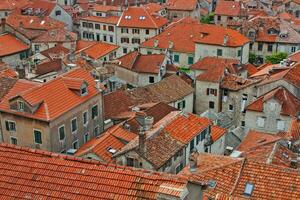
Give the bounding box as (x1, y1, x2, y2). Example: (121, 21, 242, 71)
(168, 41, 174, 49)
(189, 149, 199, 173)
(138, 127, 146, 155)
(223, 34, 229, 46)
(154, 39, 159, 48)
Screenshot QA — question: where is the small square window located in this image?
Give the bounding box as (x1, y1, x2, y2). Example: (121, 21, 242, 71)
(258, 43, 263, 51)
(209, 101, 215, 109)
(241, 121, 245, 127)
(58, 126, 65, 141)
(217, 49, 223, 56)
(146, 29, 149, 35)
(72, 140, 78, 149)
(18, 101, 24, 111)
(123, 48, 128, 54)
(71, 118, 77, 133)
(174, 55, 179, 63)
(83, 111, 88, 126)
(81, 86, 87, 95)
(84, 133, 89, 143)
(92, 105, 98, 119)
(149, 76, 155, 83)
(188, 56, 194, 65)
(229, 104, 234, 111)
(5, 121, 16, 132)
(10, 137, 17, 145)
(267, 44, 273, 52)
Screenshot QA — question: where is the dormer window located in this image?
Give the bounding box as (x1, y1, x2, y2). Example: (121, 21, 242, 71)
(17, 101, 24, 111)
(81, 86, 87, 96)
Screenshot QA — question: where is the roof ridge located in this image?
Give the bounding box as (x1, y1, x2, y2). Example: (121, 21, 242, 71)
(229, 158, 247, 195)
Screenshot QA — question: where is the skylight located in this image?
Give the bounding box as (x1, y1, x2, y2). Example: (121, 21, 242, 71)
(244, 182, 254, 196)
(107, 147, 117, 154)
(207, 180, 216, 189)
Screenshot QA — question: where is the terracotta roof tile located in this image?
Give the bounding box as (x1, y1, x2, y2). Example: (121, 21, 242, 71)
(82, 42, 119, 60)
(182, 153, 300, 199)
(215, 1, 243, 16)
(118, 51, 165, 74)
(0, 68, 102, 121)
(0, 77, 17, 101)
(141, 18, 249, 53)
(0, 143, 195, 199)
(246, 87, 300, 116)
(0, 33, 29, 57)
(80, 15, 120, 24)
(35, 59, 62, 75)
(39, 45, 69, 59)
(166, 0, 198, 11)
(32, 29, 77, 43)
(221, 74, 259, 91)
(211, 125, 227, 142)
(117, 7, 168, 28)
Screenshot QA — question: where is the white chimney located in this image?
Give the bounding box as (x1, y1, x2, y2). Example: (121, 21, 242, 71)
(223, 35, 229, 46)
(168, 41, 174, 49)
(154, 39, 159, 48)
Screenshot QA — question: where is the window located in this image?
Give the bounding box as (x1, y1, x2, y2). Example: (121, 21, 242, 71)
(121, 28, 128, 33)
(188, 56, 194, 65)
(229, 104, 234, 111)
(5, 121, 16, 132)
(10, 137, 17, 145)
(84, 133, 89, 143)
(250, 43, 253, 50)
(241, 121, 245, 127)
(71, 118, 77, 133)
(175, 163, 184, 174)
(55, 10, 61, 16)
(110, 36, 113, 43)
(103, 35, 107, 41)
(81, 86, 87, 95)
(200, 130, 207, 141)
(82, 22, 88, 28)
(244, 183, 254, 196)
(256, 117, 265, 128)
(196, 134, 201, 144)
(34, 129, 42, 144)
(126, 157, 134, 167)
(92, 105, 98, 119)
(149, 76, 155, 83)
(94, 126, 99, 136)
(258, 43, 263, 51)
(174, 54, 179, 63)
(277, 120, 285, 131)
(217, 15, 221, 21)
(237, 49, 241, 57)
(103, 25, 106, 30)
(145, 29, 149, 35)
(174, 149, 183, 161)
(17, 101, 24, 111)
(83, 111, 88, 126)
(132, 38, 141, 44)
(209, 101, 215, 109)
(267, 44, 273, 52)
(58, 125, 65, 141)
(123, 48, 128, 54)
(189, 139, 195, 152)
(88, 23, 93, 29)
(72, 140, 78, 149)
(207, 88, 217, 96)
(147, 51, 152, 55)
(96, 12, 102, 17)
(96, 34, 100, 41)
(34, 45, 40, 52)
(64, 0, 67, 5)
(95, 24, 100, 30)
(177, 100, 186, 110)
(132, 29, 140, 34)
(292, 46, 296, 53)
(121, 37, 129, 43)
(108, 26, 114, 32)
(217, 49, 223, 56)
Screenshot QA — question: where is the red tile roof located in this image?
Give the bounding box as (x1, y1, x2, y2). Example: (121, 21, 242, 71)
(80, 15, 120, 24)
(166, 0, 198, 11)
(164, 112, 211, 144)
(141, 18, 249, 53)
(143, 3, 164, 14)
(0, 33, 29, 57)
(81, 42, 119, 60)
(237, 130, 282, 152)
(35, 59, 62, 75)
(92, 5, 119, 12)
(288, 50, 300, 62)
(39, 45, 69, 59)
(0, 68, 102, 121)
(19, 0, 56, 16)
(32, 29, 77, 43)
(221, 74, 259, 91)
(117, 7, 168, 28)
(246, 87, 300, 116)
(0, 62, 18, 78)
(183, 153, 300, 199)
(0, 0, 29, 11)
(0, 143, 199, 199)
(117, 51, 166, 74)
(215, 0, 243, 16)
(75, 124, 137, 163)
(211, 125, 227, 142)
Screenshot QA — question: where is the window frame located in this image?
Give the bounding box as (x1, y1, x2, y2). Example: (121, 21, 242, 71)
(5, 120, 16, 132)
(58, 125, 65, 141)
(92, 105, 99, 119)
(10, 136, 17, 145)
(33, 129, 42, 144)
(83, 111, 88, 126)
(71, 117, 78, 133)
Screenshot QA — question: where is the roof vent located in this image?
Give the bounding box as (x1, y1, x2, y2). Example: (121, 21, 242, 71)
(139, 16, 146, 20)
(107, 147, 117, 154)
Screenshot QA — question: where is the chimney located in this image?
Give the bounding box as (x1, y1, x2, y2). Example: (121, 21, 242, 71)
(189, 149, 199, 173)
(95, 79, 103, 92)
(223, 35, 229, 46)
(291, 159, 298, 169)
(168, 41, 174, 49)
(138, 126, 146, 155)
(154, 39, 159, 48)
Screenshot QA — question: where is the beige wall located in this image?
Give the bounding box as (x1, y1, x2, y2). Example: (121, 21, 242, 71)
(245, 99, 292, 134)
(169, 93, 194, 113)
(195, 80, 220, 114)
(195, 43, 249, 64)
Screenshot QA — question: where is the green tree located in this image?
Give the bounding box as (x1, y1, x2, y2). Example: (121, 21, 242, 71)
(265, 52, 288, 64)
(249, 52, 257, 64)
(200, 13, 214, 24)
